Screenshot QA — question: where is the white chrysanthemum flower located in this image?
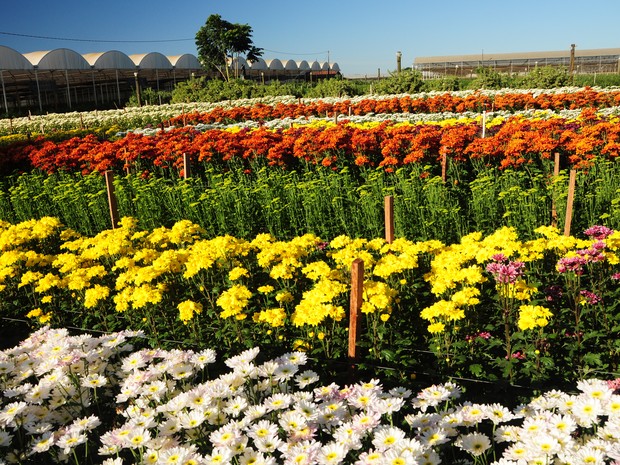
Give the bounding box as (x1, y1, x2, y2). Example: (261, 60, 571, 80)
(572, 445, 606, 465)
(102, 458, 124, 465)
(519, 416, 548, 438)
(279, 352, 308, 366)
(282, 440, 322, 465)
(244, 405, 268, 421)
(254, 435, 284, 454)
(143, 448, 159, 464)
(333, 422, 362, 449)
(531, 433, 561, 457)
(548, 413, 577, 438)
(264, 393, 293, 411)
(191, 348, 217, 368)
(140, 380, 168, 401)
(373, 396, 405, 415)
(606, 394, 620, 417)
(71, 414, 102, 432)
(210, 425, 241, 448)
(372, 425, 407, 451)
(279, 410, 308, 432)
(296, 370, 320, 388)
(404, 412, 441, 429)
(350, 411, 380, 432)
(354, 450, 383, 465)
(484, 403, 515, 424)
(158, 445, 201, 465)
(204, 446, 233, 465)
(417, 449, 441, 465)
(30, 431, 54, 453)
(572, 397, 603, 427)
(577, 379, 614, 402)
(178, 409, 207, 430)
(317, 442, 348, 465)
(274, 363, 299, 382)
(81, 373, 108, 388)
(247, 420, 279, 441)
(420, 427, 449, 447)
(502, 442, 530, 461)
(170, 362, 194, 380)
(456, 432, 492, 457)
(389, 386, 412, 399)
(0, 401, 28, 425)
(127, 426, 151, 449)
(121, 351, 148, 371)
(225, 347, 261, 368)
(56, 430, 87, 455)
(412, 384, 453, 410)
(224, 396, 249, 417)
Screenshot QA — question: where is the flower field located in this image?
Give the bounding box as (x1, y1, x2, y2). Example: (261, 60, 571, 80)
(1, 86, 620, 464)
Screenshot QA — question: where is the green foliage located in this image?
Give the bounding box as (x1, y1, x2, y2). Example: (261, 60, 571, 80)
(423, 76, 462, 92)
(126, 87, 173, 107)
(373, 69, 425, 94)
(517, 66, 571, 88)
(467, 66, 507, 89)
(304, 76, 358, 98)
(195, 14, 262, 81)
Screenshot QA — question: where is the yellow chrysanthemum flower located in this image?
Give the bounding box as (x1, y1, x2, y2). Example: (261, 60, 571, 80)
(177, 300, 203, 324)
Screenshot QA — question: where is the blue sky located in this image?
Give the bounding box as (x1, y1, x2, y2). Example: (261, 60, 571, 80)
(2, 0, 619, 77)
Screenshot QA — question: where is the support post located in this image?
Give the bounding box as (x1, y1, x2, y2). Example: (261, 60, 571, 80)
(564, 169, 576, 236)
(348, 259, 364, 362)
(105, 171, 120, 229)
(441, 152, 447, 183)
(183, 153, 191, 179)
(384, 196, 394, 244)
(551, 153, 560, 227)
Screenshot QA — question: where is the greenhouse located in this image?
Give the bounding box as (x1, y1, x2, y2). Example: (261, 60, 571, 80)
(0, 45, 340, 114)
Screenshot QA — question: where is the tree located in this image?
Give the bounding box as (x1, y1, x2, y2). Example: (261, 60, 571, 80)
(195, 14, 263, 81)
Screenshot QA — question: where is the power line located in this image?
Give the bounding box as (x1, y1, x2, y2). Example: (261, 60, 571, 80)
(262, 48, 329, 56)
(0, 30, 193, 43)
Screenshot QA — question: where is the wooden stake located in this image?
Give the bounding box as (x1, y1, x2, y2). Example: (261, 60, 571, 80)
(348, 259, 364, 361)
(564, 169, 577, 236)
(551, 152, 560, 227)
(104, 171, 120, 229)
(384, 195, 394, 244)
(441, 152, 447, 183)
(183, 153, 191, 179)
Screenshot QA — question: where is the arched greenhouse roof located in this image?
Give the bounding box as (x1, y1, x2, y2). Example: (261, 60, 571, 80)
(282, 59, 297, 70)
(130, 52, 173, 69)
(24, 48, 90, 69)
(249, 57, 267, 70)
(266, 58, 284, 70)
(169, 54, 202, 69)
(83, 50, 136, 69)
(0, 45, 33, 70)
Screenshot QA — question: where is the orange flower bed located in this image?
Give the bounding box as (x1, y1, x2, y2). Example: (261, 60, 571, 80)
(3, 109, 620, 175)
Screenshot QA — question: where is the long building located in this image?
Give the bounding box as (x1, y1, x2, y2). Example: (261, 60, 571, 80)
(414, 47, 620, 78)
(0, 46, 340, 115)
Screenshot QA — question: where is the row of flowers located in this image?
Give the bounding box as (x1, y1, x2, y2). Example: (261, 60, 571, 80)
(2, 86, 619, 137)
(162, 87, 620, 127)
(2, 108, 620, 175)
(2, 216, 620, 384)
(2, 326, 620, 465)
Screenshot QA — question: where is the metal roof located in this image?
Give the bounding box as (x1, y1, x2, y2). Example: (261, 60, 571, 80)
(415, 47, 620, 64)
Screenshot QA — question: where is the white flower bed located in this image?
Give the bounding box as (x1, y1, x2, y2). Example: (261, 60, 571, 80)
(1, 326, 620, 464)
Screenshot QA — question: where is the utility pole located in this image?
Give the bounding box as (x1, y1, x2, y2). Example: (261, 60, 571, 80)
(569, 44, 576, 74)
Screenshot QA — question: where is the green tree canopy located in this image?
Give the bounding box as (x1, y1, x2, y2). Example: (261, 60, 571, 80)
(195, 14, 263, 81)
